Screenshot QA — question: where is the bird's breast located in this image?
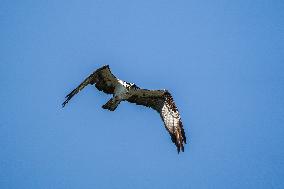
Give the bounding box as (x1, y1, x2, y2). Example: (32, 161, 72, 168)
(114, 83, 128, 96)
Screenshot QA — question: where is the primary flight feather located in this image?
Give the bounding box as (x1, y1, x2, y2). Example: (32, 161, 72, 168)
(62, 65, 187, 153)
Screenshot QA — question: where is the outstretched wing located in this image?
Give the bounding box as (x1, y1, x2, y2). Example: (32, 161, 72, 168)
(62, 65, 118, 107)
(160, 92, 186, 153)
(127, 89, 186, 153)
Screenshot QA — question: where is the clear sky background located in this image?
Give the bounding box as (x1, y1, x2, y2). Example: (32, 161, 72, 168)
(1, 0, 284, 188)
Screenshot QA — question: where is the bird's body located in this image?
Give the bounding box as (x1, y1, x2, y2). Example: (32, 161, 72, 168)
(62, 65, 187, 153)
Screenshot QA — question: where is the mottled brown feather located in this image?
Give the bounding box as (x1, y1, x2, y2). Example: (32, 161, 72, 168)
(127, 89, 186, 153)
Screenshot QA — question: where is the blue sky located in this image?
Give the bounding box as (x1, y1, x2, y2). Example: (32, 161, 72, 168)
(1, 0, 284, 188)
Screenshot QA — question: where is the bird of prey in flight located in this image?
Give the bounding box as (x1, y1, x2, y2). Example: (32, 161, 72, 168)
(62, 65, 186, 153)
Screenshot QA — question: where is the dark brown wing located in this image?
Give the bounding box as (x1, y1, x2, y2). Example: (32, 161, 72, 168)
(127, 89, 165, 111)
(62, 65, 118, 107)
(93, 65, 118, 94)
(127, 89, 186, 153)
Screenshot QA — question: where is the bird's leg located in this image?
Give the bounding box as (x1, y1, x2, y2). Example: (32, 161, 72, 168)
(102, 96, 121, 111)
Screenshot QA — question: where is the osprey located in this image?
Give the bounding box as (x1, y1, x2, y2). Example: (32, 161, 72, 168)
(62, 65, 186, 153)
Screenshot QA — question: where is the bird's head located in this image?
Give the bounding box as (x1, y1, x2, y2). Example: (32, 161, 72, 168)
(130, 83, 140, 90)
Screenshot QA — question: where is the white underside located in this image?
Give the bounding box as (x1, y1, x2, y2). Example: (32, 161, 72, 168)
(114, 80, 128, 97)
